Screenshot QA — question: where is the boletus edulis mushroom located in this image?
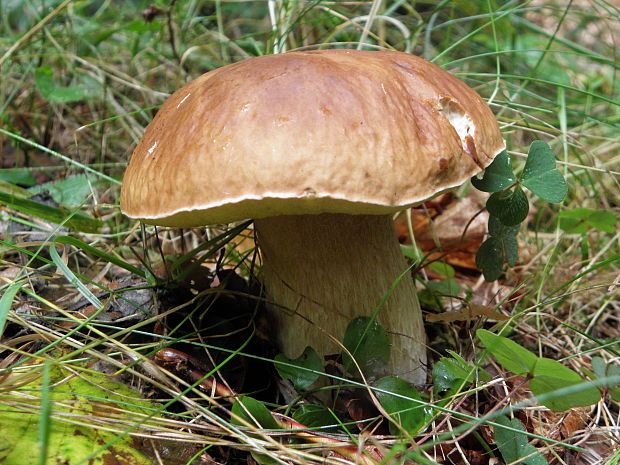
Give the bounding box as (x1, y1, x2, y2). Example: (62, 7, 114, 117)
(120, 50, 505, 385)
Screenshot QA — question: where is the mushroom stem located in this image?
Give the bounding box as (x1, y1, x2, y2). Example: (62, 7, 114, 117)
(254, 213, 426, 384)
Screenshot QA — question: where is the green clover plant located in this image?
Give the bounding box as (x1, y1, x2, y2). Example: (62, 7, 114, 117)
(472, 141, 568, 280)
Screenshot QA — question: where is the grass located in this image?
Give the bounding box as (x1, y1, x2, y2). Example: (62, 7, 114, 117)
(0, 1, 618, 464)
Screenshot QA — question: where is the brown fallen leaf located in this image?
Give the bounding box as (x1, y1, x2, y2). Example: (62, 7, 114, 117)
(426, 303, 508, 322)
(141, 5, 165, 22)
(0, 266, 21, 281)
(395, 192, 488, 270)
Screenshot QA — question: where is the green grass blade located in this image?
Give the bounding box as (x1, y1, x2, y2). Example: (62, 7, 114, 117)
(37, 359, 52, 465)
(0, 191, 102, 233)
(0, 282, 21, 338)
(49, 244, 103, 309)
(0, 128, 120, 185)
(54, 236, 146, 279)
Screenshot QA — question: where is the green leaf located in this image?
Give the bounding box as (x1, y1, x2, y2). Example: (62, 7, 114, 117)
(433, 357, 476, 392)
(54, 236, 147, 280)
(559, 208, 617, 234)
(476, 237, 504, 281)
(432, 354, 490, 395)
(530, 358, 601, 411)
(480, 330, 603, 411)
(477, 216, 520, 280)
(427, 261, 455, 277)
(0, 168, 37, 186)
(486, 185, 529, 226)
(591, 356, 606, 379)
(0, 180, 31, 198)
(558, 210, 590, 234)
(425, 278, 461, 297)
(401, 244, 423, 262)
(0, 283, 21, 338)
(232, 398, 280, 465)
(494, 415, 547, 465)
(503, 230, 519, 267)
(471, 150, 516, 192)
(523, 168, 567, 203)
(489, 216, 519, 267)
(432, 359, 459, 394)
(35, 67, 86, 103)
(520, 141, 567, 203)
(589, 356, 620, 401)
(293, 405, 338, 431)
(521, 141, 556, 177)
(445, 350, 491, 383)
(124, 18, 163, 33)
(274, 346, 323, 390)
(479, 332, 603, 412)
(0, 365, 158, 465)
(586, 211, 617, 233)
(0, 191, 102, 233)
(477, 329, 538, 376)
(29, 175, 101, 206)
(607, 363, 620, 401)
(374, 376, 429, 435)
(231, 397, 279, 430)
(488, 214, 520, 239)
(342, 317, 390, 378)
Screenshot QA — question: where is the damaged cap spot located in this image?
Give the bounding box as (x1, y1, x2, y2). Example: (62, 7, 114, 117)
(302, 188, 316, 198)
(438, 97, 483, 169)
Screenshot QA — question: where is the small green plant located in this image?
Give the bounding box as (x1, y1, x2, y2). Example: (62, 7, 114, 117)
(373, 376, 430, 435)
(273, 317, 431, 436)
(587, 356, 620, 402)
(558, 208, 616, 234)
(34, 66, 89, 103)
(274, 346, 323, 390)
(472, 141, 568, 281)
(494, 415, 547, 465)
(432, 351, 491, 397)
(273, 319, 608, 443)
(341, 316, 391, 379)
(478, 329, 601, 411)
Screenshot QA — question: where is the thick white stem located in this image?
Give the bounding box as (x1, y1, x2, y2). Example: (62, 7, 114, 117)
(254, 213, 426, 384)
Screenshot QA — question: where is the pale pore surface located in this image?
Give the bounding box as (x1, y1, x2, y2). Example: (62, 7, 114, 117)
(255, 214, 426, 384)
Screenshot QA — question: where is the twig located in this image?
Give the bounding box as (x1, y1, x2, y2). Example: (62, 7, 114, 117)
(166, 0, 183, 69)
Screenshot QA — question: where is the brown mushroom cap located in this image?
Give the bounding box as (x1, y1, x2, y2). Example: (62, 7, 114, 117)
(120, 50, 505, 226)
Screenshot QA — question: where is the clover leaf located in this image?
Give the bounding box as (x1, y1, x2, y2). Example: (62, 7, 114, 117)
(519, 140, 567, 203)
(471, 150, 516, 192)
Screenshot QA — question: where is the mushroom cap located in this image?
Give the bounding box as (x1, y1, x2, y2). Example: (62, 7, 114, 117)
(120, 50, 505, 227)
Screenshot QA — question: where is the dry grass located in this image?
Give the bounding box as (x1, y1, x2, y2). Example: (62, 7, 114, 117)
(0, 1, 618, 464)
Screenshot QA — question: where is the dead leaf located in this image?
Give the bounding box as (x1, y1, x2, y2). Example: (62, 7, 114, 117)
(426, 303, 508, 322)
(141, 5, 165, 22)
(395, 192, 488, 270)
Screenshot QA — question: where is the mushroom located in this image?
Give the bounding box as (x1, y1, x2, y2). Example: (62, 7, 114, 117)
(120, 50, 505, 384)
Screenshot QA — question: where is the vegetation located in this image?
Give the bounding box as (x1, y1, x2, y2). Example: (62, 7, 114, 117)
(0, 1, 618, 464)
